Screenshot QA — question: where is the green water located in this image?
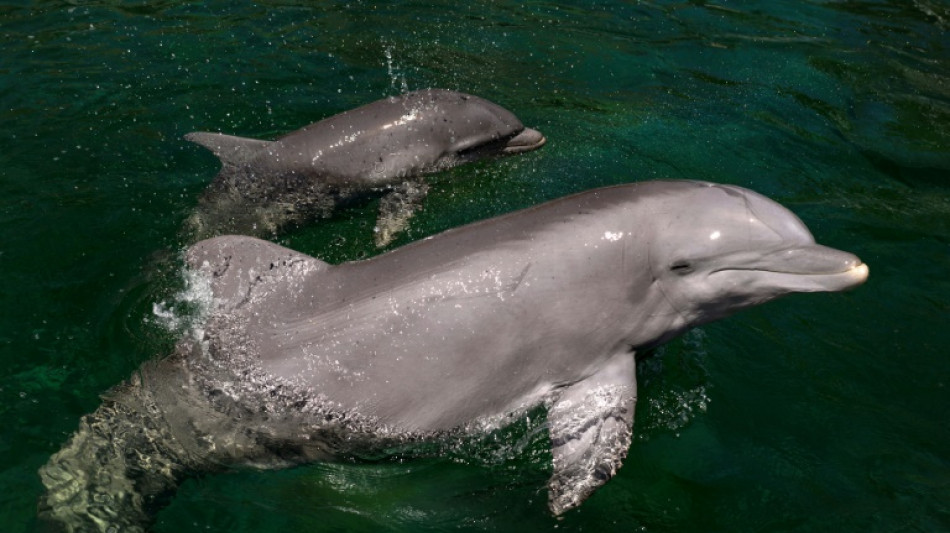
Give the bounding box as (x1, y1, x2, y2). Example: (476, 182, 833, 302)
(2, 1, 948, 531)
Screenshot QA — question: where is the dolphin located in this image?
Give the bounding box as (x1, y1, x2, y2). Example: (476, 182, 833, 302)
(38, 180, 867, 531)
(184, 89, 546, 246)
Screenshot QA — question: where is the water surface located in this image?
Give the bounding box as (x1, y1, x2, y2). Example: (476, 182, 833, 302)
(2, 1, 948, 531)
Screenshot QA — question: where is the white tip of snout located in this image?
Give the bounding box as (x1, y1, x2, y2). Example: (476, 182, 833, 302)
(502, 128, 546, 153)
(847, 263, 869, 285)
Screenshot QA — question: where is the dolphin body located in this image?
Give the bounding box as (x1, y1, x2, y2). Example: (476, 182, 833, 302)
(184, 89, 545, 246)
(39, 181, 868, 531)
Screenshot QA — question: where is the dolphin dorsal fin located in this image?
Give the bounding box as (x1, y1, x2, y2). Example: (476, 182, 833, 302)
(184, 132, 270, 171)
(186, 235, 330, 314)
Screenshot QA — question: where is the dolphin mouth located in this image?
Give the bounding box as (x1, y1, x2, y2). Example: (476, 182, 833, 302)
(760, 262, 869, 291)
(502, 127, 546, 153)
(712, 245, 869, 292)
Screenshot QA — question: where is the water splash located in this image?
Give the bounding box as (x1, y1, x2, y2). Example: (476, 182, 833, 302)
(642, 385, 711, 438)
(147, 261, 213, 341)
(636, 329, 712, 440)
(383, 43, 410, 94)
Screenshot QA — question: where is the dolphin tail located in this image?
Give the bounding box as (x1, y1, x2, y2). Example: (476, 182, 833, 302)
(37, 365, 192, 533)
(37, 352, 269, 532)
(184, 132, 271, 172)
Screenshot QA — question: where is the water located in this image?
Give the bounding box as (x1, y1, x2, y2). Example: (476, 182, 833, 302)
(2, 1, 948, 531)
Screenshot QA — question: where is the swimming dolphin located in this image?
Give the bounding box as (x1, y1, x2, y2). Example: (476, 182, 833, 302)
(184, 89, 546, 246)
(38, 181, 868, 531)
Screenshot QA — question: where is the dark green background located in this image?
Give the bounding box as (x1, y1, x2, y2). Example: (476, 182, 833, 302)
(2, 1, 948, 531)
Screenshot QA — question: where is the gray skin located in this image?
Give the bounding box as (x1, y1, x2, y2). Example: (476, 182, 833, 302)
(184, 89, 546, 246)
(38, 180, 868, 531)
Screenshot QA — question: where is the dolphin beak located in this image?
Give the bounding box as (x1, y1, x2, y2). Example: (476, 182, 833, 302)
(760, 245, 869, 292)
(715, 245, 869, 293)
(502, 127, 546, 154)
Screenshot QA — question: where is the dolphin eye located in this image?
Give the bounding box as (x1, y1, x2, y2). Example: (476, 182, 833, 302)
(670, 261, 693, 275)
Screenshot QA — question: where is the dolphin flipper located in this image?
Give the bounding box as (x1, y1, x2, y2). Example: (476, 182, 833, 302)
(546, 352, 637, 515)
(184, 132, 271, 172)
(374, 180, 430, 247)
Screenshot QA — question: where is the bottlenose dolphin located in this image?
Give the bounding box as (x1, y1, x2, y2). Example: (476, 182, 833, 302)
(38, 181, 868, 531)
(184, 89, 545, 246)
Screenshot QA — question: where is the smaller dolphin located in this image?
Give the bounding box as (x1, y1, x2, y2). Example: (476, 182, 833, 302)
(38, 181, 867, 531)
(184, 89, 545, 246)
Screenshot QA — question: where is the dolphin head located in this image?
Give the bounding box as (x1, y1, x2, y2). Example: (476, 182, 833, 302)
(404, 89, 546, 162)
(647, 182, 868, 329)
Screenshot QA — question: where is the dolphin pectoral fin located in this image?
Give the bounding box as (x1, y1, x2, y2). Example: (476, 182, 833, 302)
(184, 132, 271, 172)
(546, 352, 637, 515)
(374, 181, 430, 248)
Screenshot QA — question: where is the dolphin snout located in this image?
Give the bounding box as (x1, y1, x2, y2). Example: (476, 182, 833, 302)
(763, 245, 864, 275)
(502, 127, 546, 153)
(752, 245, 869, 292)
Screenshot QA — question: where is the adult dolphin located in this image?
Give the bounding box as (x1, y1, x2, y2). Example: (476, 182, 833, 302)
(38, 181, 868, 531)
(184, 89, 546, 246)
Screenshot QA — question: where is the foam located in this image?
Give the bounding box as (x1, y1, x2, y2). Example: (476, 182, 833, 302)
(149, 262, 214, 345)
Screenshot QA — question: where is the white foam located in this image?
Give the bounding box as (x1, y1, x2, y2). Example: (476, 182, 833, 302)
(149, 265, 214, 345)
